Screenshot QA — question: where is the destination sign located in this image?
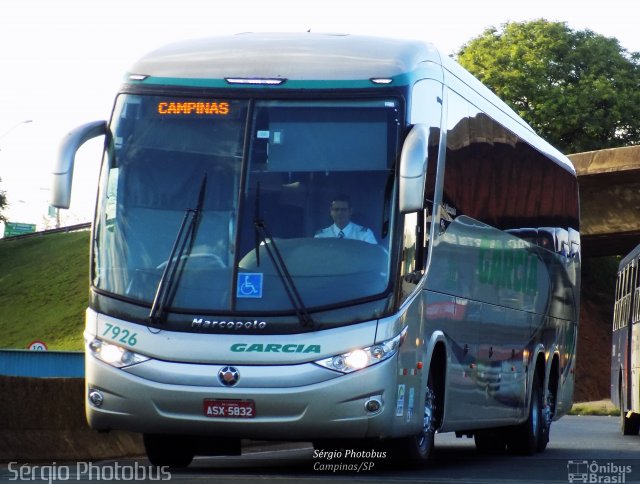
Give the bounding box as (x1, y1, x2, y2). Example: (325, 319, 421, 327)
(157, 101, 230, 116)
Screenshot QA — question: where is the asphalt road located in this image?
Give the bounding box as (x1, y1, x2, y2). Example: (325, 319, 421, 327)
(3, 415, 640, 483)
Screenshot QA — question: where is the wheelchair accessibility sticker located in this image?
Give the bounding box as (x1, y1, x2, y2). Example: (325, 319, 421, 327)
(237, 273, 263, 298)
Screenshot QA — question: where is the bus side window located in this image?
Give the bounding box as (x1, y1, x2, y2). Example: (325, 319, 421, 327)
(614, 272, 620, 331)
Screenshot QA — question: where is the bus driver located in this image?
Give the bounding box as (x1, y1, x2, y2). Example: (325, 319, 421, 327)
(314, 194, 377, 244)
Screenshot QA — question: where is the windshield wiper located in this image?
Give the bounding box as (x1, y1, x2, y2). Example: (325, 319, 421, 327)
(253, 182, 314, 329)
(149, 173, 207, 324)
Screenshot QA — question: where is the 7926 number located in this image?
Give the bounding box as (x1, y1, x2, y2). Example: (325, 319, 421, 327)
(102, 323, 138, 346)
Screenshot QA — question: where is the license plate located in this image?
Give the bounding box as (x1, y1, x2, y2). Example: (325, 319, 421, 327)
(203, 399, 256, 418)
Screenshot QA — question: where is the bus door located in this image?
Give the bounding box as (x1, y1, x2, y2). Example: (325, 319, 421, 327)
(618, 262, 634, 409)
(630, 260, 640, 412)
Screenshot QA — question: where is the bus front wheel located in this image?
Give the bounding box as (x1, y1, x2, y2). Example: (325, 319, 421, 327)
(390, 373, 439, 466)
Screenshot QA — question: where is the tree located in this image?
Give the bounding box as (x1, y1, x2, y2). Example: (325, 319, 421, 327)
(0, 178, 7, 224)
(457, 19, 640, 154)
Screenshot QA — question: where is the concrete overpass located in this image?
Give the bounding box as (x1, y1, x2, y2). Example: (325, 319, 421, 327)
(569, 145, 640, 257)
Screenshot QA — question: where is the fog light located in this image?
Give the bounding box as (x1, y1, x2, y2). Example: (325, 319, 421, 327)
(88, 389, 104, 407)
(365, 398, 382, 413)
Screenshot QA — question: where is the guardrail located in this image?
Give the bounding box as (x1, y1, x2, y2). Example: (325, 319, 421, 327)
(1, 222, 91, 242)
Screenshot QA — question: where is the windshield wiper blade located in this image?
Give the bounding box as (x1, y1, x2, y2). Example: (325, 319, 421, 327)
(253, 183, 314, 329)
(149, 173, 207, 324)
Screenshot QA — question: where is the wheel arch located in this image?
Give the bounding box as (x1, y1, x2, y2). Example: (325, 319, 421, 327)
(530, 346, 547, 404)
(424, 331, 447, 429)
(547, 352, 560, 399)
(546, 351, 560, 419)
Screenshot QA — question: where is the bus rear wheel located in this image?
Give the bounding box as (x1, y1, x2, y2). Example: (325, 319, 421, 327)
(507, 375, 543, 455)
(537, 389, 554, 452)
(143, 434, 195, 468)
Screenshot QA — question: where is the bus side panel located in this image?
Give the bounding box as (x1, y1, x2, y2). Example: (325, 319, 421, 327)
(632, 274, 640, 414)
(612, 257, 638, 414)
(557, 319, 578, 417)
(611, 269, 624, 410)
(423, 290, 483, 426)
(389, 291, 430, 438)
(632, 321, 640, 413)
(612, 324, 629, 410)
(426, 219, 537, 428)
(427, 216, 578, 429)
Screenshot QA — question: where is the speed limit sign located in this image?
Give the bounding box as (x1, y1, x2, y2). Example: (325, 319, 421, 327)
(27, 341, 48, 351)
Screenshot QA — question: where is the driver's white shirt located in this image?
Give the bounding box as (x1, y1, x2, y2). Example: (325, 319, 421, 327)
(314, 222, 376, 244)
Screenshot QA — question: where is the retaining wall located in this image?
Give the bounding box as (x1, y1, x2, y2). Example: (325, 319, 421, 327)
(0, 376, 143, 461)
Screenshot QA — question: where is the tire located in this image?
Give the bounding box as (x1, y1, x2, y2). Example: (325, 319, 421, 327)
(507, 375, 543, 455)
(143, 434, 195, 468)
(537, 389, 554, 452)
(389, 373, 439, 466)
(620, 388, 640, 435)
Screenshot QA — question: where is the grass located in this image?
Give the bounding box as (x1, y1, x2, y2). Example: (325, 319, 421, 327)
(0, 231, 90, 350)
(569, 399, 619, 416)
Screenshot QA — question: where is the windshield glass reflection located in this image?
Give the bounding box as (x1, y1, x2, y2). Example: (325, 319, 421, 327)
(93, 95, 398, 317)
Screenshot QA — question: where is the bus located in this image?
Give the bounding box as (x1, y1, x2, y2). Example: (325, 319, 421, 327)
(52, 33, 580, 467)
(611, 243, 640, 435)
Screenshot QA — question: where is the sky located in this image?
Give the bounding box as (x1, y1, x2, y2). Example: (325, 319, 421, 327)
(0, 0, 638, 231)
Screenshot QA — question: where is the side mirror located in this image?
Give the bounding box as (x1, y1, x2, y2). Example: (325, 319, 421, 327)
(51, 121, 107, 209)
(399, 124, 429, 213)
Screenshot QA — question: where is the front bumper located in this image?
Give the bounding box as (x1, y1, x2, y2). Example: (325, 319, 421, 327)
(85, 354, 402, 440)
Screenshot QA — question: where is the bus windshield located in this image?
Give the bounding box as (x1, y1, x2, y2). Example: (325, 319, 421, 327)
(93, 94, 399, 317)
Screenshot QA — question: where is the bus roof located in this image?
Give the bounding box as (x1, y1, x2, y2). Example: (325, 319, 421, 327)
(128, 32, 442, 84)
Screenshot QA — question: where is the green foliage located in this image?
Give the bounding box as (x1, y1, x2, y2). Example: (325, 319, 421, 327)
(457, 19, 640, 153)
(0, 178, 7, 224)
(0, 231, 89, 350)
(569, 400, 619, 416)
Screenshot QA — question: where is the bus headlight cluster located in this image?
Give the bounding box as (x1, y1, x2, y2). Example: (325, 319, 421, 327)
(315, 327, 407, 374)
(88, 339, 149, 368)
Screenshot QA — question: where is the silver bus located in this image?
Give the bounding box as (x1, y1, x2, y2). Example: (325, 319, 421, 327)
(611, 243, 640, 434)
(52, 33, 580, 467)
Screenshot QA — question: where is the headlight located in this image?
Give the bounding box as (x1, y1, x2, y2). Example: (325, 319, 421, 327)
(314, 327, 407, 374)
(88, 339, 149, 368)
